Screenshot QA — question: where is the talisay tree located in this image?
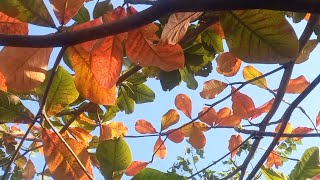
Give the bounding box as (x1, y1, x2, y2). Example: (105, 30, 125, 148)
(0, 0, 319, 179)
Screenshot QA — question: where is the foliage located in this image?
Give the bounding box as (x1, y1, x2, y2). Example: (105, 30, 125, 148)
(0, 0, 319, 179)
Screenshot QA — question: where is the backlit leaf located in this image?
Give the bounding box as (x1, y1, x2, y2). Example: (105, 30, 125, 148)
(66, 45, 116, 105)
(154, 137, 166, 159)
(250, 98, 274, 120)
(189, 124, 206, 149)
(117, 86, 135, 114)
(261, 165, 288, 180)
(126, 161, 149, 176)
(67, 127, 92, 145)
(129, 84, 155, 104)
(316, 111, 320, 127)
(296, 39, 318, 64)
(175, 94, 192, 118)
(37, 66, 79, 116)
(228, 134, 242, 158)
(135, 119, 157, 134)
(49, 0, 85, 24)
(216, 115, 241, 127)
(126, 7, 185, 71)
(221, 10, 299, 63)
(0, 0, 55, 27)
(198, 107, 218, 126)
(210, 22, 224, 39)
(132, 168, 185, 180)
(181, 122, 209, 137)
(22, 160, 36, 180)
(160, 12, 203, 45)
(0, 12, 28, 35)
(97, 138, 132, 179)
(200, 79, 228, 99)
(217, 107, 232, 118)
(216, 52, 242, 77)
(179, 67, 198, 90)
(274, 123, 293, 142)
(161, 109, 180, 131)
(243, 65, 267, 89)
(201, 29, 224, 53)
(266, 151, 283, 168)
(0, 47, 52, 92)
(291, 127, 313, 140)
(283, 75, 310, 94)
(42, 129, 93, 179)
(231, 88, 255, 119)
(99, 122, 128, 141)
(165, 129, 184, 143)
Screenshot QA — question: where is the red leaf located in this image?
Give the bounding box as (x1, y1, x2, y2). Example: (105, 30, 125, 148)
(275, 75, 310, 94)
(291, 127, 313, 140)
(216, 115, 241, 127)
(250, 98, 274, 119)
(125, 161, 149, 176)
(135, 119, 157, 134)
(175, 94, 192, 118)
(154, 137, 166, 159)
(228, 134, 242, 158)
(0, 12, 28, 35)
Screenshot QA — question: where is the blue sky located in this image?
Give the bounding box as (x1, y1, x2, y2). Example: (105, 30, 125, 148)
(12, 0, 320, 179)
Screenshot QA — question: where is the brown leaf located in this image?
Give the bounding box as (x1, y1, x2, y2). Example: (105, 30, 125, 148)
(50, 0, 85, 24)
(135, 119, 157, 134)
(228, 134, 242, 159)
(99, 122, 128, 141)
(198, 107, 218, 126)
(166, 129, 184, 143)
(175, 94, 192, 118)
(22, 160, 36, 180)
(231, 88, 255, 119)
(160, 12, 203, 45)
(125, 161, 149, 176)
(200, 79, 228, 99)
(161, 109, 180, 131)
(291, 127, 313, 140)
(154, 137, 166, 159)
(189, 124, 206, 149)
(266, 151, 283, 168)
(0, 47, 52, 92)
(0, 12, 28, 35)
(216, 52, 242, 77)
(42, 129, 93, 180)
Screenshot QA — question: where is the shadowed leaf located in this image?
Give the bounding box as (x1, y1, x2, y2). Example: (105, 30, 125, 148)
(0, 12, 28, 35)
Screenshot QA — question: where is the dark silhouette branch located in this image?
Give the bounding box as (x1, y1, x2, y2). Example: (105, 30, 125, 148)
(236, 128, 320, 138)
(0, 0, 320, 47)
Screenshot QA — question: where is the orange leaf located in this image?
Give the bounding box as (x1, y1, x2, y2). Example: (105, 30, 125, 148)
(42, 129, 93, 179)
(66, 45, 116, 105)
(175, 94, 192, 118)
(200, 79, 228, 99)
(274, 123, 293, 141)
(189, 124, 206, 149)
(22, 160, 36, 180)
(70, 18, 103, 52)
(125, 161, 149, 176)
(154, 137, 166, 159)
(305, 13, 311, 21)
(181, 122, 209, 137)
(216, 115, 241, 127)
(0, 47, 52, 92)
(317, 111, 320, 127)
(291, 127, 313, 140)
(266, 151, 283, 168)
(0, 12, 28, 35)
(126, 7, 185, 71)
(160, 12, 203, 45)
(99, 122, 128, 141)
(0, 72, 7, 91)
(135, 119, 157, 134)
(210, 22, 224, 39)
(198, 107, 218, 126)
(67, 127, 93, 145)
(243, 65, 267, 89)
(228, 134, 243, 159)
(250, 98, 274, 120)
(216, 52, 242, 77)
(49, 0, 85, 24)
(161, 109, 180, 131)
(231, 88, 255, 119)
(280, 75, 310, 94)
(217, 107, 232, 119)
(165, 129, 184, 143)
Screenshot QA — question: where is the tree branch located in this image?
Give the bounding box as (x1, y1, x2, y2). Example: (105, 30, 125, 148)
(1, 0, 320, 47)
(236, 128, 320, 138)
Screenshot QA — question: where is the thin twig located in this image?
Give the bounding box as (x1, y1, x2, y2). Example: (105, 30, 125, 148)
(236, 128, 320, 138)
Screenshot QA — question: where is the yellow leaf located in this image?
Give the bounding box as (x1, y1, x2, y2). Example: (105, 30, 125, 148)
(161, 109, 180, 131)
(243, 65, 267, 89)
(0, 47, 52, 92)
(100, 122, 128, 141)
(216, 52, 242, 77)
(274, 123, 293, 141)
(200, 79, 228, 99)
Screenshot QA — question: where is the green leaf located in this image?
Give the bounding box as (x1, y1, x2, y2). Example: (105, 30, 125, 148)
(289, 147, 320, 180)
(0, 0, 55, 27)
(104, 105, 120, 122)
(117, 87, 134, 114)
(96, 138, 132, 179)
(37, 66, 79, 116)
(296, 39, 318, 64)
(72, 6, 90, 24)
(179, 67, 198, 90)
(0, 91, 34, 123)
(128, 84, 155, 104)
(93, 0, 113, 19)
(126, 72, 147, 85)
(185, 43, 211, 56)
(194, 61, 212, 77)
(221, 10, 299, 63)
(261, 165, 288, 180)
(159, 70, 181, 91)
(133, 168, 186, 180)
(201, 29, 224, 53)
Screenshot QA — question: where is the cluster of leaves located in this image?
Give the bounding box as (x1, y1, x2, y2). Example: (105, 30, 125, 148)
(0, 0, 319, 179)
